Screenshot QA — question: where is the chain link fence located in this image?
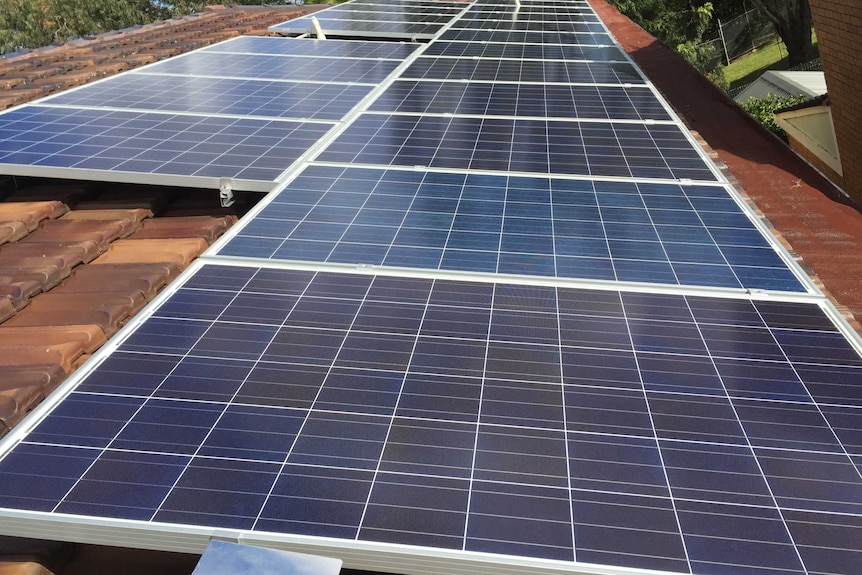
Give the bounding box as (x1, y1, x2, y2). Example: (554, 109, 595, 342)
(697, 8, 777, 69)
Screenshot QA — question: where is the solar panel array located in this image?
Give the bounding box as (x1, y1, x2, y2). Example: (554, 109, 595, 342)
(0, 38, 418, 190)
(269, 0, 468, 40)
(1, 2, 861, 575)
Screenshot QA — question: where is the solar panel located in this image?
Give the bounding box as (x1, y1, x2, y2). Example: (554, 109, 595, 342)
(369, 80, 671, 121)
(400, 56, 643, 84)
(453, 18, 606, 33)
(318, 114, 718, 181)
(0, 35, 420, 191)
(215, 165, 803, 292)
(143, 52, 403, 84)
(438, 27, 615, 44)
(465, 6, 601, 19)
(199, 36, 420, 60)
(44, 73, 374, 121)
(0, 106, 333, 190)
(0, 263, 858, 575)
(422, 41, 628, 62)
(268, 0, 467, 41)
(2, 2, 861, 575)
(270, 19, 447, 41)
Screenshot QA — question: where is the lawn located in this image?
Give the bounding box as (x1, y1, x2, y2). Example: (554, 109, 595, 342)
(725, 34, 819, 90)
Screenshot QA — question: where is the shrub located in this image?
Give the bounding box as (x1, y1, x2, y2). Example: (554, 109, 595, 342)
(739, 93, 806, 141)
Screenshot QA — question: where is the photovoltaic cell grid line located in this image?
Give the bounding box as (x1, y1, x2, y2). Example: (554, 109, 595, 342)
(0, 265, 859, 575)
(0, 34, 425, 189)
(198, 36, 421, 60)
(318, 114, 718, 181)
(142, 52, 403, 84)
(269, 19, 446, 40)
(452, 18, 606, 33)
(268, 0, 467, 40)
(44, 74, 375, 121)
(0, 106, 332, 186)
(369, 80, 672, 121)
(422, 42, 629, 62)
(216, 166, 803, 292)
(400, 57, 643, 84)
(438, 28, 614, 44)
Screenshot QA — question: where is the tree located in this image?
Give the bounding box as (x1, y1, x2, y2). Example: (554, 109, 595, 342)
(0, 0, 315, 54)
(0, 0, 159, 53)
(608, 1, 727, 87)
(609, 0, 714, 47)
(749, 0, 814, 66)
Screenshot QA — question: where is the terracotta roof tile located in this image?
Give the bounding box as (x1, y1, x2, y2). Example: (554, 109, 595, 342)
(2, 293, 142, 336)
(93, 237, 209, 267)
(0, 298, 14, 323)
(0, 538, 73, 575)
(52, 262, 182, 301)
(0, 272, 46, 310)
(22, 219, 129, 251)
(0, 560, 57, 575)
(0, 257, 71, 289)
(132, 215, 238, 244)
(0, 324, 107, 354)
(61, 208, 152, 231)
(0, 343, 77, 373)
(0, 387, 44, 432)
(0, 202, 69, 230)
(0, 241, 96, 273)
(0, 221, 28, 245)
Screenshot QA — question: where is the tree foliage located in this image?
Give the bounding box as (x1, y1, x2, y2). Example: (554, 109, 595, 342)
(748, 0, 813, 66)
(0, 0, 158, 53)
(739, 93, 805, 141)
(0, 0, 310, 54)
(608, 0, 715, 47)
(608, 1, 727, 87)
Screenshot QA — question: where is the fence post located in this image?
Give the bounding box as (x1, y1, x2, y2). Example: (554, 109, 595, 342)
(745, 9, 756, 53)
(717, 19, 731, 65)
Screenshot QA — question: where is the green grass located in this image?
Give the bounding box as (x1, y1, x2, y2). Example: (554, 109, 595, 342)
(725, 34, 819, 90)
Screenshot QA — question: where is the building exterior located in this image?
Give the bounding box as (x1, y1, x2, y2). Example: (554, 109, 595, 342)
(807, 0, 862, 202)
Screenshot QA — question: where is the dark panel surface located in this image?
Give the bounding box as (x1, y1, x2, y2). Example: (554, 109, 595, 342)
(318, 114, 718, 181)
(0, 265, 858, 574)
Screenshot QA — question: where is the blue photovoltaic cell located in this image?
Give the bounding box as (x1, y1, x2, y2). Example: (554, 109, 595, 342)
(465, 9, 601, 23)
(401, 57, 643, 84)
(2, 1, 859, 575)
(269, 12, 455, 39)
(0, 106, 332, 184)
(0, 265, 858, 574)
(199, 36, 420, 60)
(318, 114, 718, 181)
(45, 74, 374, 121)
(438, 29, 614, 44)
(272, 19, 443, 38)
(217, 166, 803, 292)
(422, 41, 627, 62)
(369, 80, 671, 121)
(452, 18, 606, 34)
(144, 52, 401, 84)
(304, 11, 457, 24)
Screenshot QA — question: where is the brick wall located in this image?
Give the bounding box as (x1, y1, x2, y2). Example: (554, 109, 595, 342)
(808, 0, 862, 204)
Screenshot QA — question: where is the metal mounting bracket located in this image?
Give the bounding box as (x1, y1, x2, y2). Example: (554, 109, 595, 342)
(219, 178, 235, 208)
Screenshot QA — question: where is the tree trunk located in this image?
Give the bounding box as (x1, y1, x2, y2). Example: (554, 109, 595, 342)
(752, 0, 814, 67)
